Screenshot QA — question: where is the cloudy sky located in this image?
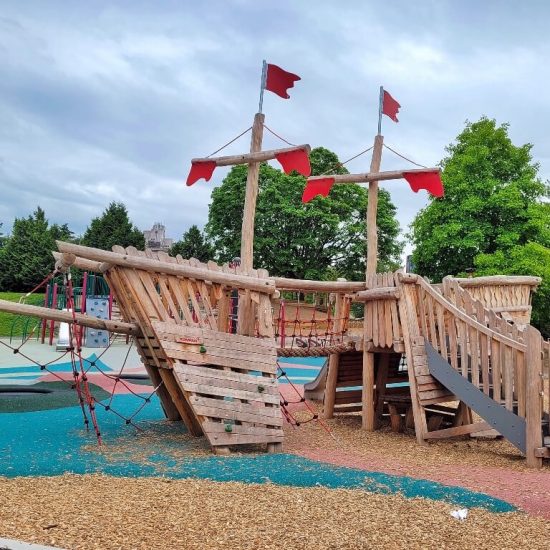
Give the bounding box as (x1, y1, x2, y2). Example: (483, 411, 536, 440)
(1, 0, 548, 257)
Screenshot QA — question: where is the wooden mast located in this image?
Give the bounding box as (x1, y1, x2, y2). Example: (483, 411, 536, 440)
(362, 86, 385, 430)
(240, 111, 265, 273)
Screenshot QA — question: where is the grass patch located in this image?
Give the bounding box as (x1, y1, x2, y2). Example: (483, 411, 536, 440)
(0, 292, 45, 338)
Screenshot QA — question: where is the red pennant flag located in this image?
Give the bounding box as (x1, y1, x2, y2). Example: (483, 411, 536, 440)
(382, 90, 401, 122)
(186, 161, 216, 186)
(275, 149, 311, 176)
(265, 64, 301, 99)
(302, 177, 335, 203)
(403, 171, 444, 197)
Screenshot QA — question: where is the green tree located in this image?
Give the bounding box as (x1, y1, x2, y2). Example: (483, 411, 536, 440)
(409, 118, 549, 334)
(0, 207, 58, 291)
(170, 225, 213, 261)
(475, 243, 550, 338)
(410, 118, 548, 280)
(207, 147, 403, 280)
(81, 202, 144, 251)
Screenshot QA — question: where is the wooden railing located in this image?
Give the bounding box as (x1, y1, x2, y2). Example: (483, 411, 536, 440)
(448, 275, 541, 325)
(400, 274, 546, 466)
(357, 272, 403, 350)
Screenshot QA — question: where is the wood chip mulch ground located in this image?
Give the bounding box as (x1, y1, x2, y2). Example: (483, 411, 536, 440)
(280, 390, 550, 518)
(0, 475, 549, 550)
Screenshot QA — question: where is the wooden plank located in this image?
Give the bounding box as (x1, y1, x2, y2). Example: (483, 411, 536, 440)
(424, 421, 491, 440)
(159, 341, 276, 374)
(153, 321, 276, 350)
(397, 280, 428, 443)
(503, 343, 514, 411)
(208, 433, 284, 446)
(389, 274, 401, 342)
(426, 293, 438, 351)
(384, 274, 393, 348)
(165, 274, 197, 326)
(174, 363, 277, 387)
(202, 422, 283, 437)
(192, 404, 283, 427)
(156, 276, 182, 324)
(436, 303, 448, 361)
(189, 394, 280, 414)
(164, 347, 277, 374)
(463, 291, 480, 389)
(178, 380, 279, 405)
(475, 300, 490, 395)
(418, 388, 455, 401)
(177, 371, 278, 397)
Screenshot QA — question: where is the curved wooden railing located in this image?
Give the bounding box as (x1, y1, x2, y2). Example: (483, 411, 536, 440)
(399, 274, 546, 466)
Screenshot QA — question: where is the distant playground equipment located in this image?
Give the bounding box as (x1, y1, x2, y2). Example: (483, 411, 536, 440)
(0, 61, 548, 466)
(9, 271, 115, 349)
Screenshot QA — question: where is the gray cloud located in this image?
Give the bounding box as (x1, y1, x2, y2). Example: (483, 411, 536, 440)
(0, 0, 548, 260)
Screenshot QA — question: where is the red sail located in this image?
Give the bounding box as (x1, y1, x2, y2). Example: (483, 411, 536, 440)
(186, 161, 217, 186)
(265, 64, 301, 99)
(275, 149, 311, 176)
(302, 177, 335, 203)
(403, 171, 444, 197)
(382, 90, 401, 122)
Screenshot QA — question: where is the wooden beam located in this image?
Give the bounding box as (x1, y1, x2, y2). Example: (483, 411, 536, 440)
(424, 421, 491, 440)
(307, 166, 441, 186)
(56, 241, 276, 294)
(274, 277, 366, 292)
(192, 144, 311, 167)
(366, 134, 384, 276)
(52, 251, 111, 273)
(449, 275, 542, 288)
(0, 299, 140, 335)
(240, 112, 265, 273)
(355, 287, 400, 302)
(525, 325, 543, 468)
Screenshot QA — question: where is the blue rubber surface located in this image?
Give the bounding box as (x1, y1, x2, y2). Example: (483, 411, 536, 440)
(0, 392, 515, 513)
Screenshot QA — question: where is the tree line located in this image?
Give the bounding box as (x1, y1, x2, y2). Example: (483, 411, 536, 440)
(1, 119, 548, 335)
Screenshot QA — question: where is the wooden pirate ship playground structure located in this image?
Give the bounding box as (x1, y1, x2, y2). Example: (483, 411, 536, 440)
(1, 62, 548, 467)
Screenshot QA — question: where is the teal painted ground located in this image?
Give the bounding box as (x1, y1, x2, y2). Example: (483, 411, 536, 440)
(0, 392, 515, 513)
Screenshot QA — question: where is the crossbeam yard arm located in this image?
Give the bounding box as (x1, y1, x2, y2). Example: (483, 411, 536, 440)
(308, 167, 440, 185)
(192, 144, 311, 167)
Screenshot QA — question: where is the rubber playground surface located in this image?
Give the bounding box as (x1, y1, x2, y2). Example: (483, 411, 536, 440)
(1, 339, 549, 549)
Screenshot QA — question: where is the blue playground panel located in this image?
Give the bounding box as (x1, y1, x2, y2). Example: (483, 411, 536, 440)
(0, 390, 515, 513)
(277, 356, 325, 384)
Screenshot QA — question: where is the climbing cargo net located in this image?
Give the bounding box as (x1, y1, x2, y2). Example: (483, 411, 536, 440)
(0, 269, 162, 445)
(273, 291, 353, 356)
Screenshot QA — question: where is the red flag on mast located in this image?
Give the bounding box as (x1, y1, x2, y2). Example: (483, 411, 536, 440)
(382, 90, 401, 122)
(265, 64, 301, 99)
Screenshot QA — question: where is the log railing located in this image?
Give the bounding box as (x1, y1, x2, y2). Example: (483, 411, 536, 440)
(402, 274, 546, 466)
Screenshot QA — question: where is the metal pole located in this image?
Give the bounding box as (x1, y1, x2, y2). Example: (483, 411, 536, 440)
(377, 86, 384, 136)
(258, 59, 267, 113)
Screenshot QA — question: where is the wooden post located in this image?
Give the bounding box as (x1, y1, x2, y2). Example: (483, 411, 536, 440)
(362, 134, 384, 430)
(240, 112, 265, 273)
(48, 283, 58, 346)
(322, 285, 345, 419)
(525, 325, 543, 468)
(365, 134, 384, 277)
(362, 351, 376, 429)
